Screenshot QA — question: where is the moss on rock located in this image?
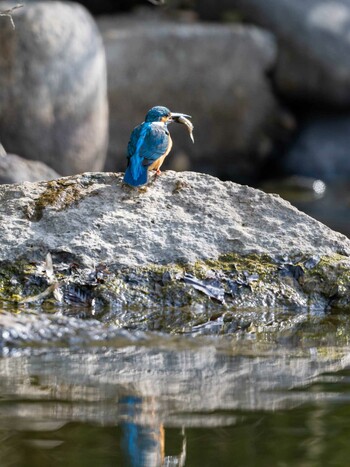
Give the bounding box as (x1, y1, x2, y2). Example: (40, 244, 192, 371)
(24, 176, 99, 222)
(0, 252, 349, 315)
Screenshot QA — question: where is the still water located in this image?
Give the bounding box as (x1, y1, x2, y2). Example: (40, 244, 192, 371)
(2, 310, 350, 466)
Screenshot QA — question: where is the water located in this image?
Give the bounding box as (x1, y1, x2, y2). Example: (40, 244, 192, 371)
(2, 310, 350, 466)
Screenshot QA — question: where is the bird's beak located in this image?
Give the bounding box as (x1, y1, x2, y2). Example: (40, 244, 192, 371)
(170, 112, 192, 122)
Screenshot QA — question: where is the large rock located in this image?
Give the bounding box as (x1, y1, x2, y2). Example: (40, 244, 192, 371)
(284, 115, 350, 182)
(0, 1, 108, 175)
(231, 0, 350, 106)
(0, 151, 59, 184)
(0, 171, 349, 313)
(98, 16, 285, 181)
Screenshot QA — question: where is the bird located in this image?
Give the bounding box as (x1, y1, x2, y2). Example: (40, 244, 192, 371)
(123, 106, 194, 187)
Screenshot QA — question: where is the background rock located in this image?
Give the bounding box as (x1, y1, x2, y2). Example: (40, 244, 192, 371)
(0, 1, 108, 175)
(98, 16, 285, 182)
(0, 151, 59, 184)
(231, 0, 350, 106)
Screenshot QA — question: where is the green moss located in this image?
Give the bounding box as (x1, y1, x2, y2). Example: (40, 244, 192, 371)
(318, 254, 349, 266)
(89, 253, 350, 310)
(205, 252, 276, 274)
(0, 260, 44, 301)
(0, 252, 349, 311)
(24, 178, 96, 222)
(102, 264, 195, 309)
(302, 254, 350, 308)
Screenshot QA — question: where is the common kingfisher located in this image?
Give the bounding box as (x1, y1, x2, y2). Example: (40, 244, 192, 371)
(123, 106, 194, 187)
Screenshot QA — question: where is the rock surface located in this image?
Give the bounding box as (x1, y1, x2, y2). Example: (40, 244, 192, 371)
(0, 1, 108, 175)
(231, 0, 350, 106)
(98, 16, 284, 181)
(0, 171, 349, 313)
(0, 151, 60, 184)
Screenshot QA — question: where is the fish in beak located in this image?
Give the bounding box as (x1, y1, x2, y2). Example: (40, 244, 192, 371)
(171, 112, 194, 143)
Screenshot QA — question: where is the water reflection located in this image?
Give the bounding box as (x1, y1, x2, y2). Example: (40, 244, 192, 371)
(1, 315, 350, 465)
(120, 395, 186, 466)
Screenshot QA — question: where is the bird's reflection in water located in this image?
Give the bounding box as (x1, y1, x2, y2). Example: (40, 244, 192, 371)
(120, 395, 186, 467)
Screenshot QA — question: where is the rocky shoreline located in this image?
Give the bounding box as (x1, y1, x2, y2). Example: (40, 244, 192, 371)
(0, 171, 348, 318)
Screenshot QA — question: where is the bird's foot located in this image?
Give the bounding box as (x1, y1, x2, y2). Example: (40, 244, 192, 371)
(149, 169, 162, 185)
(138, 186, 148, 193)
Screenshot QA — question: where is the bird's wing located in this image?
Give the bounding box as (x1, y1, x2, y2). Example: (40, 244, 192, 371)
(128, 122, 170, 166)
(127, 124, 143, 160)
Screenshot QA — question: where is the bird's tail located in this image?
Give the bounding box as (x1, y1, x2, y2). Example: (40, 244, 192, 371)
(123, 161, 148, 187)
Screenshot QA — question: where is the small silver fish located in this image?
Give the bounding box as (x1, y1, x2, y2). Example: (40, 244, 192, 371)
(177, 115, 194, 143)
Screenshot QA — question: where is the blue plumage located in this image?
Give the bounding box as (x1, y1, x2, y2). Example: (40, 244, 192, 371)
(123, 106, 192, 187)
(124, 125, 149, 186)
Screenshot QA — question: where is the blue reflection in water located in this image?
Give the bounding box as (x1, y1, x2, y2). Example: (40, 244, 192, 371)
(120, 396, 164, 467)
(120, 396, 186, 467)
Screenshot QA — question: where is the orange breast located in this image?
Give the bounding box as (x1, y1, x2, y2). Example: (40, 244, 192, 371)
(148, 137, 173, 171)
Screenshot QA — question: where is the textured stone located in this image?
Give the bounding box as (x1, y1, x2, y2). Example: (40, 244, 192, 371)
(0, 171, 349, 311)
(0, 1, 108, 175)
(231, 0, 350, 106)
(98, 16, 284, 181)
(0, 171, 349, 266)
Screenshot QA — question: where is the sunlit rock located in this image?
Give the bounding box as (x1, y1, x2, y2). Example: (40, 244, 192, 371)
(0, 171, 349, 316)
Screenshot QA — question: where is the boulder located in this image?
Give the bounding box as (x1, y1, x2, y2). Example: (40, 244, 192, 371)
(0, 151, 59, 184)
(284, 115, 350, 182)
(0, 171, 349, 314)
(231, 0, 350, 106)
(97, 16, 286, 182)
(0, 1, 108, 175)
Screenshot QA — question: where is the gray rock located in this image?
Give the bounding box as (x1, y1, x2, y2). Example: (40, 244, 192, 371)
(98, 16, 284, 181)
(284, 116, 350, 182)
(0, 1, 108, 175)
(0, 171, 349, 312)
(231, 0, 350, 106)
(0, 151, 59, 184)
